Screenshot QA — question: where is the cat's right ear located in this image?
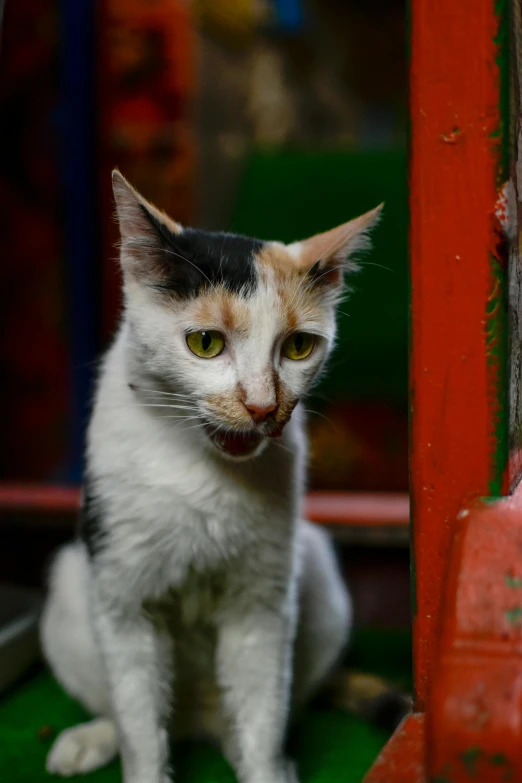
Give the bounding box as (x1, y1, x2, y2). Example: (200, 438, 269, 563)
(112, 169, 183, 284)
(286, 204, 383, 290)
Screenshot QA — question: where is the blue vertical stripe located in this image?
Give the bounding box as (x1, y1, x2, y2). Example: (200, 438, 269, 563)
(270, 0, 304, 31)
(59, 0, 99, 482)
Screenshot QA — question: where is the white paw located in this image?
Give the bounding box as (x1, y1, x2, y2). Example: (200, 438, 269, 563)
(46, 719, 118, 777)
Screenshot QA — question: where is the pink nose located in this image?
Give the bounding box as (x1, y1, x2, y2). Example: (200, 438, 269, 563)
(245, 402, 278, 423)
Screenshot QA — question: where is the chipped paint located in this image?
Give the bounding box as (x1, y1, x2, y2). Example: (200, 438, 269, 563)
(490, 752, 515, 781)
(460, 746, 481, 777)
(504, 606, 522, 626)
(440, 127, 462, 144)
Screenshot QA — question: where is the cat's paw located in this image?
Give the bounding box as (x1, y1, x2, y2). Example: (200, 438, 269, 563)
(46, 718, 118, 776)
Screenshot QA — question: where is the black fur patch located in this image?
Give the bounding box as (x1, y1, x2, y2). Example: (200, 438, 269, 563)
(146, 209, 262, 298)
(77, 478, 106, 557)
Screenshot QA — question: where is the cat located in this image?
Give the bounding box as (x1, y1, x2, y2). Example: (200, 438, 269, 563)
(40, 170, 397, 783)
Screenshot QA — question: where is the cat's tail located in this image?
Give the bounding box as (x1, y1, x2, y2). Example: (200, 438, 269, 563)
(324, 668, 412, 732)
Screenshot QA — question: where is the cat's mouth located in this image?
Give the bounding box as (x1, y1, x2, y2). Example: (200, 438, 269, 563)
(205, 425, 265, 458)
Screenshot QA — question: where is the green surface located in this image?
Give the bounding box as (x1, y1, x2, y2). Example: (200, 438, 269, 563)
(489, 0, 510, 496)
(231, 150, 409, 403)
(0, 629, 411, 783)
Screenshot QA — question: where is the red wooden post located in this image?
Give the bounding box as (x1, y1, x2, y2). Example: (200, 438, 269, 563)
(409, 0, 506, 711)
(365, 0, 508, 779)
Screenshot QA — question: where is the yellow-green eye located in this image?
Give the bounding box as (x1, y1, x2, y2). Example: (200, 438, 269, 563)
(281, 332, 315, 361)
(186, 330, 225, 359)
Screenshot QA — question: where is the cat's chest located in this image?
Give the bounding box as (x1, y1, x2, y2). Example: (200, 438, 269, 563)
(102, 464, 293, 601)
(152, 568, 226, 630)
(108, 419, 296, 541)
(92, 405, 300, 599)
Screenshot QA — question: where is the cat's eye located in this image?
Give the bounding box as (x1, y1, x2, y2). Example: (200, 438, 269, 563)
(281, 332, 316, 361)
(186, 330, 225, 359)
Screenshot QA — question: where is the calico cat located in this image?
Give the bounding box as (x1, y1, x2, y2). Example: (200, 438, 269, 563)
(40, 171, 400, 783)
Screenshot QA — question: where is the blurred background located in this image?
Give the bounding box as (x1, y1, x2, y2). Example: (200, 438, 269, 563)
(0, 0, 408, 491)
(0, 0, 409, 618)
(0, 4, 412, 778)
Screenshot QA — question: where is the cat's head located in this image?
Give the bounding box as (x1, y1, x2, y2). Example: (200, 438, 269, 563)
(113, 170, 382, 460)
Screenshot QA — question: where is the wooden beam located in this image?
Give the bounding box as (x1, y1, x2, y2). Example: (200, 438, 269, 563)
(0, 485, 410, 538)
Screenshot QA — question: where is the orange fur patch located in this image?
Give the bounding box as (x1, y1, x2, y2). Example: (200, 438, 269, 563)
(184, 244, 326, 339)
(206, 371, 297, 431)
(189, 288, 250, 334)
(205, 392, 249, 427)
(256, 244, 328, 331)
(256, 245, 307, 328)
(221, 297, 235, 332)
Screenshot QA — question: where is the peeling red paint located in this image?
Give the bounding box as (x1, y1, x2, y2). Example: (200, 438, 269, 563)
(429, 485, 522, 782)
(363, 714, 426, 783)
(440, 127, 463, 144)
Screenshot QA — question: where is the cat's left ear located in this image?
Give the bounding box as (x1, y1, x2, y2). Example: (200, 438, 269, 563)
(111, 169, 183, 284)
(286, 204, 383, 287)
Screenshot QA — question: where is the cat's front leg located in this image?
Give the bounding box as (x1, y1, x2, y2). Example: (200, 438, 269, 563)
(216, 598, 297, 783)
(93, 593, 174, 783)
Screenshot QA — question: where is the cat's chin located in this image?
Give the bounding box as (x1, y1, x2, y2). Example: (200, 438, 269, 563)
(205, 425, 266, 460)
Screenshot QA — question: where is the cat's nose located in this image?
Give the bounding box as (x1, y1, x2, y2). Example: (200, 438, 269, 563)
(244, 402, 278, 423)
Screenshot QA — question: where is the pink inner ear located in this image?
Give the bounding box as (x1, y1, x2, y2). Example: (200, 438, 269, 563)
(287, 204, 383, 272)
(293, 222, 359, 270)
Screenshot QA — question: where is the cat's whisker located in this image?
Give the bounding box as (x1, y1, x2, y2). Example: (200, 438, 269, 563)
(307, 391, 332, 404)
(132, 392, 196, 405)
(162, 416, 203, 425)
(359, 261, 394, 273)
(302, 264, 339, 292)
(286, 275, 308, 314)
(152, 416, 196, 424)
(162, 415, 201, 421)
(134, 400, 196, 407)
(303, 408, 337, 431)
(146, 405, 200, 414)
(162, 248, 217, 292)
(286, 259, 322, 310)
(204, 420, 225, 440)
(273, 439, 294, 455)
(169, 420, 209, 435)
(99, 403, 198, 413)
(111, 401, 197, 409)
(130, 387, 194, 399)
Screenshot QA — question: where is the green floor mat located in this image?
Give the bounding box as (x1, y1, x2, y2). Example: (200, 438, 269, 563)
(0, 629, 411, 783)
